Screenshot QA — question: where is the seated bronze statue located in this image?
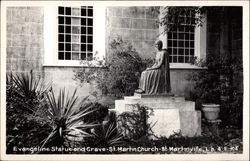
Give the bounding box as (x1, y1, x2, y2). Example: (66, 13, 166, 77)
(135, 40, 171, 94)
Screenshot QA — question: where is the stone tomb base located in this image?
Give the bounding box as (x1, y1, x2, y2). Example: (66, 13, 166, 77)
(115, 94, 201, 138)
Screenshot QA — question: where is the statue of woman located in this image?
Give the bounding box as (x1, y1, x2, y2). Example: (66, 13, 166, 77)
(135, 40, 171, 94)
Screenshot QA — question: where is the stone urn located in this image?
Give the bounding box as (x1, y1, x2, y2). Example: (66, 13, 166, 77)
(202, 104, 220, 120)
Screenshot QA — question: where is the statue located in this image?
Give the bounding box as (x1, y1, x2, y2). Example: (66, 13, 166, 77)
(135, 40, 171, 94)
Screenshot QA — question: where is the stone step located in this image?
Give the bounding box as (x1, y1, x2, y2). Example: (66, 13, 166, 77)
(115, 99, 195, 114)
(134, 93, 175, 98)
(124, 96, 185, 103)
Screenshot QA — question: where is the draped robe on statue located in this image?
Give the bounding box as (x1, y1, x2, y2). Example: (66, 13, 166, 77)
(138, 49, 171, 94)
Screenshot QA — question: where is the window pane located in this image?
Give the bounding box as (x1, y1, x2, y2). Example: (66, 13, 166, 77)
(72, 8, 80, 16)
(65, 44, 71, 51)
(58, 52, 64, 60)
(72, 44, 80, 51)
(81, 53, 86, 60)
(185, 49, 189, 55)
(179, 48, 184, 55)
(87, 36, 93, 43)
(65, 35, 71, 42)
(185, 26, 190, 32)
(87, 18, 93, 26)
(58, 7, 64, 14)
(72, 35, 79, 43)
(58, 16, 64, 24)
(81, 27, 86, 34)
(58, 25, 64, 33)
(66, 26, 71, 33)
(185, 56, 190, 63)
(87, 52, 93, 60)
(179, 33, 184, 39)
(178, 56, 184, 63)
(81, 44, 86, 51)
(190, 41, 194, 48)
(66, 7, 71, 15)
(178, 41, 184, 47)
(173, 48, 177, 55)
(167, 40, 172, 47)
(58, 43, 64, 50)
(72, 18, 80, 25)
(185, 41, 189, 47)
(81, 8, 86, 16)
(87, 27, 93, 34)
(81, 18, 86, 26)
(65, 52, 71, 60)
(87, 44, 93, 51)
(190, 49, 194, 55)
(66, 17, 71, 24)
(58, 34, 64, 42)
(190, 27, 195, 32)
(81, 36, 86, 43)
(173, 56, 177, 63)
(168, 48, 173, 55)
(88, 9, 93, 17)
(173, 33, 177, 39)
(190, 34, 194, 40)
(72, 52, 80, 60)
(72, 26, 80, 34)
(173, 41, 177, 47)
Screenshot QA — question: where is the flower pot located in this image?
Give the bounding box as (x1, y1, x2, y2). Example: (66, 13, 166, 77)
(202, 104, 220, 120)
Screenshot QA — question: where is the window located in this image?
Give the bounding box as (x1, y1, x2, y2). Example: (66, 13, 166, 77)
(160, 8, 207, 68)
(58, 6, 93, 61)
(167, 12, 195, 63)
(44, 6, 105, 66)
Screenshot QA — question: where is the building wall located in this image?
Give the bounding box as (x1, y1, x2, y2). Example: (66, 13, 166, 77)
(106, 7, 159, 59)
(6, 7, 44, 76)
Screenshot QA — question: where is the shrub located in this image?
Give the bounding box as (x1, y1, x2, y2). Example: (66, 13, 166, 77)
(81, 102, 109, 124)
(39, 88, 98, 151)
(117, 104, 154, 143)
(73, 37, 153, 98)
(6, 71, 51, 154)
(188, 53, 243, 128)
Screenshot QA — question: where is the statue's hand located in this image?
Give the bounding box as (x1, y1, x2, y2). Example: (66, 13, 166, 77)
(146, 68, 151, 71)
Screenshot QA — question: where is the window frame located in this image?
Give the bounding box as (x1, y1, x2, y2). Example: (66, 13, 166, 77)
(43, 5, 105, 67)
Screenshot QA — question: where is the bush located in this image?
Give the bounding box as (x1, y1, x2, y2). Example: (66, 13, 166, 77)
(73, 37, 153, 98)
(117, 104, 154, 143)
(188, 53, 243, 128)
(6, 71, 51, 154)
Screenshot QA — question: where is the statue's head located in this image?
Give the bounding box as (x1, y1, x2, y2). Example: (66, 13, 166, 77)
(155, 40, 163, 50)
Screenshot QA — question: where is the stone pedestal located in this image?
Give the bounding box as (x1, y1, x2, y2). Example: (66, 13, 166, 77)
(115, 94, 201, 138)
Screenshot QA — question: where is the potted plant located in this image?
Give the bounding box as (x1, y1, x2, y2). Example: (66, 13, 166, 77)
(201, 103, 220, 120)
(188, 54, 222, 121)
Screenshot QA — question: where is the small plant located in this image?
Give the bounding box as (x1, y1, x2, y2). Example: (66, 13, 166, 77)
(117, 104, 154, 142)
(85, 123, 124, 154)
(40, 88, 98, 150)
